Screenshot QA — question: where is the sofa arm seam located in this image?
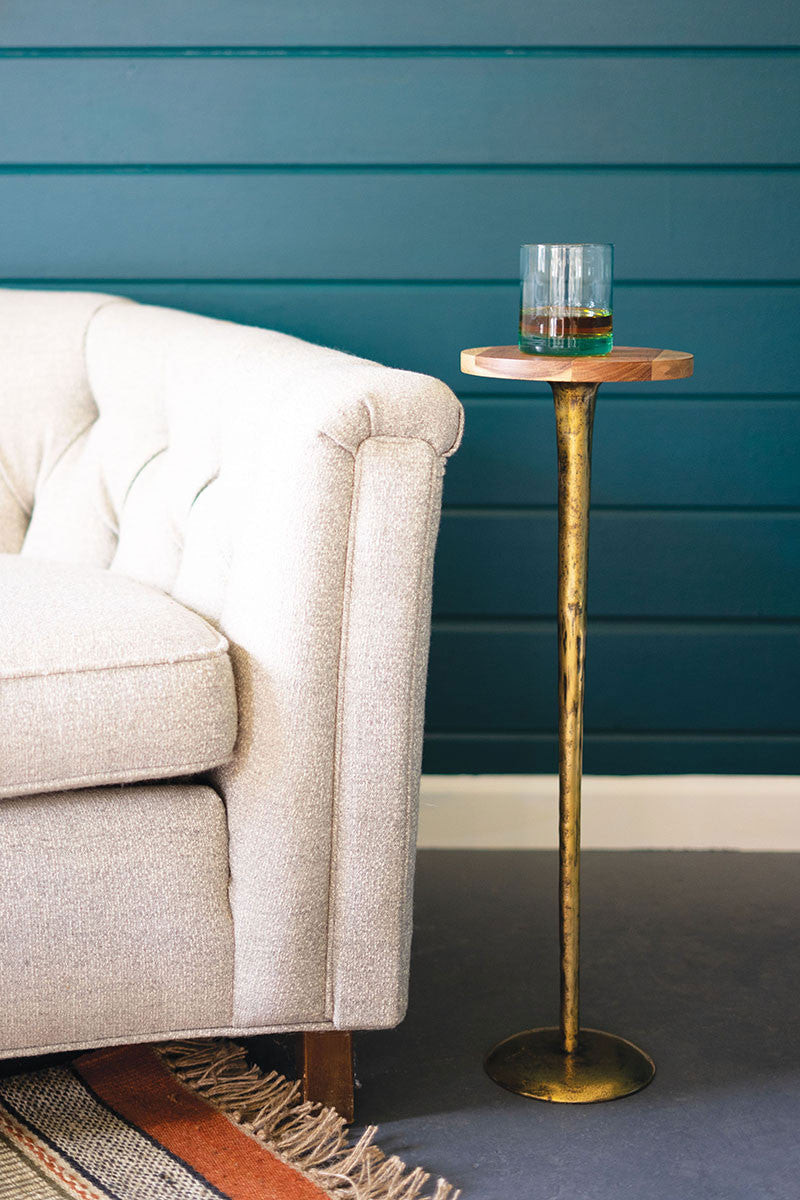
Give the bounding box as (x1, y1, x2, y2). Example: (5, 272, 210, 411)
(323, 437, 363, 1020)
(394, 446, 439, 1019)
(317, 421, 462, 461)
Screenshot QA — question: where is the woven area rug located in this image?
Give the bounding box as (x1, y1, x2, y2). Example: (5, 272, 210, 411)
(0, 1040, 458, 1200)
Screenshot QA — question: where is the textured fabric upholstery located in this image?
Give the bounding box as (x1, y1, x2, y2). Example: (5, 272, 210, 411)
(0, 555, 237, 798)
(0, 288, 463, 1044)
(0, 785, 234, 1053)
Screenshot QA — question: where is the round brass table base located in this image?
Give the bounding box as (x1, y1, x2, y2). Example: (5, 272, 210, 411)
(485, 1027, 655, 1104)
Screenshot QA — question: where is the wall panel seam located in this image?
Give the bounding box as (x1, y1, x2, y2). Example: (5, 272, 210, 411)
(1, 46, 799, 58)
(1, 164, 799, 173)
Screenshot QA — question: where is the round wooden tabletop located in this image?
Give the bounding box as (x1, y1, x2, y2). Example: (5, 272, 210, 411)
(461, 346, 694, 383)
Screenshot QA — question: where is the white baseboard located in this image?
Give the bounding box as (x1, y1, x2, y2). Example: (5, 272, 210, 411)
(418, 775, 800, 850)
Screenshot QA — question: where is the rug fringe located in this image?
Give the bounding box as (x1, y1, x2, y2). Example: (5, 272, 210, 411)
(159, 1040, 460, 1200)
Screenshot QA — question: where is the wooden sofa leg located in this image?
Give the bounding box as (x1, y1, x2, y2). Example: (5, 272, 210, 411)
(299, 1031, 354, 1122)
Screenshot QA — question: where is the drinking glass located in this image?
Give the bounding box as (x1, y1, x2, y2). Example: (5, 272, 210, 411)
(519, 243, 613, 356)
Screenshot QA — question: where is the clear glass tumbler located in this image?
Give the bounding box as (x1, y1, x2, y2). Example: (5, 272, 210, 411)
(519, 243, 613, 356)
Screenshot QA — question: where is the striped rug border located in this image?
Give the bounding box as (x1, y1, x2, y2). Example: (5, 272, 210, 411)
(0, 1040, 459, 1200)
(0, 1103, 103, 1200)
(74, 1046, 322, 1200)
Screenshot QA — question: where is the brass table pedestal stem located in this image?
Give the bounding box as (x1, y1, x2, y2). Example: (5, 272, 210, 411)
(460, 347, 693, 1104)
(484, 381, 655, 1103)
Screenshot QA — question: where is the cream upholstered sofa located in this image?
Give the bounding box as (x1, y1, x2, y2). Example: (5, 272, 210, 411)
(0, 289, 463, 1105)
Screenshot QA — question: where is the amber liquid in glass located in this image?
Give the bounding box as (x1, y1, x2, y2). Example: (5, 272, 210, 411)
(519, 306, 613, 356)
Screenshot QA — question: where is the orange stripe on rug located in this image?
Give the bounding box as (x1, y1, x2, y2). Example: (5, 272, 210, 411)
(72, 1045, 326, 1200)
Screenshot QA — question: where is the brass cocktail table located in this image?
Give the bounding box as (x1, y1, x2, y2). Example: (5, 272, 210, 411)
(460, 345, 694, 1102)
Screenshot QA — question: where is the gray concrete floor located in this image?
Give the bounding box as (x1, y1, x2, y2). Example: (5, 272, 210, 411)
(355, 851, 800, 1200)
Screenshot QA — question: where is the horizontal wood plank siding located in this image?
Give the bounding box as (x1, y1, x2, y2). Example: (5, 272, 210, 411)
(0, 56, 796, 165)
(0, 171, 797, 281)
(4, 282, 797, 397)
(426, 626, 800, 732)
(2, 12, 797, 773)
(446, 400, 800, 508)
(423, 735, 800, 775)
(434, 513, 800, 618)
(2, 4, 799, 47)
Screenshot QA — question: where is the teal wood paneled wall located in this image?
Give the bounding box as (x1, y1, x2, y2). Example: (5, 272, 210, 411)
(2, 5, 799, 774)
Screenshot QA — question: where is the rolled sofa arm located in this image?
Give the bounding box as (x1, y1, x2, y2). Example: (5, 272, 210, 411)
(120, 315, 465, 1031)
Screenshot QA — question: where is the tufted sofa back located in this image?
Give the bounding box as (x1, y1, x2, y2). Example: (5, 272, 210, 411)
(2, 290, 236, 606)
(0, 288, 461, 609)
(0, 288, 463, 1029)
(2, 290, 274, 616)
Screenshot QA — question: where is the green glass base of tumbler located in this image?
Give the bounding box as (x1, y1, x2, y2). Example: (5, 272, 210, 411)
(519, 334, 613, 357)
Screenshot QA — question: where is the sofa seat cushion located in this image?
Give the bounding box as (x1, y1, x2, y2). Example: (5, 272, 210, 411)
(0, 556, 237, 798)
